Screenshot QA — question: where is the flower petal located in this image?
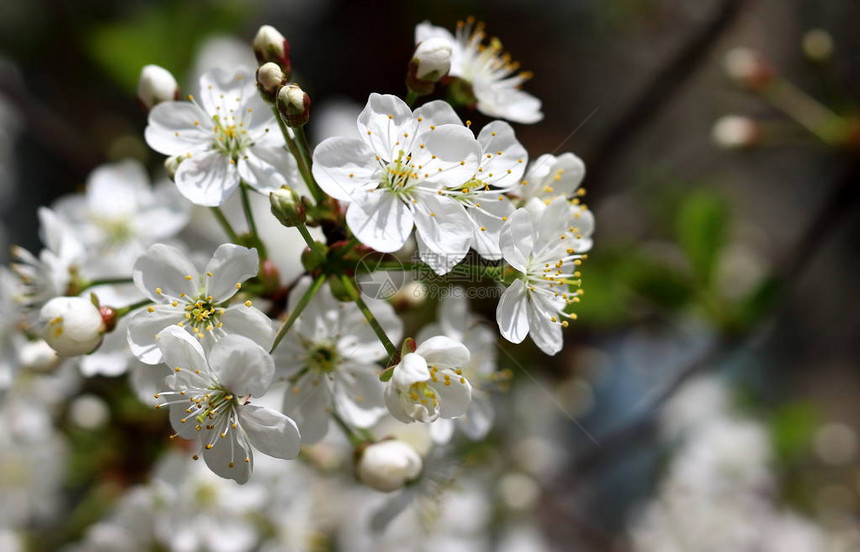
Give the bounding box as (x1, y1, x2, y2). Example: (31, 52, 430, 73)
(154, 325, 209, 375)
(282, 373, 331, 445)
(415, 335, 470, 368)
(496, 279, 529, 344)
(469, 192, 514, 260)
(498, 208, 535, 272)
(239, 404, 301, 460)
(357, 93, 416, 159)
(175, 152, 240, 207)
(333, 364, 386, 428)
(311, 137, 379, 202)
(460, 392, 495, 440)
(204, 244, 259, 302)
(203, 429, 253, 484)
(127, 307, 185, 365)
(431, 370, 471, 418)
(476, 120, 528, 190)
(145, 102, 213, 156)
(391, 353, 430, 390)
(218, 304, 275, 352)
(413, 100, 462, 127)
(413, 125, 481, 187)
(346, 190, 413, 253)
(133, 243, 199, 302)
(429, 418, 456, 444)
(526, 293, 564, 355)
(412, 191, 471, 274)
(238, 145, 299, 194)
(207, 334, 274, 397)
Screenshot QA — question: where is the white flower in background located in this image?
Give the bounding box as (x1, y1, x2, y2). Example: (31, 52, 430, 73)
(153, 451, 269, 552)
(275, 278, 403, 444)
(39, 296, 105, 357)
(357, 439, 423, 492)
(0, 398, 68, 528)
(416, 18, 543, 124)
(418, 294, 498, 443)
(154, 326, 301, 484)
(144, 67, 299, 206)
(137, 65, 179, 109)
(128, 243, 273, 364)
(312, 93, 480, 274)
(384, 336, 471, 423)
(11, 207, 84, 323)
(496, 197, 584, 355)
(53, 160, 190, 276)
(0, 267, 23, 388)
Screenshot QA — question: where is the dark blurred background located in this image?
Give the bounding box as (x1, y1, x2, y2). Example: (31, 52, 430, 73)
(2, 0, 859, 549)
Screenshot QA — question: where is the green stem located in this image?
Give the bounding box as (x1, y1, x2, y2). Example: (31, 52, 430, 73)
(209, 207, 240, 243)
(405, 90, 419, 107)
(82, 277, 134, 290)
(762, 77, 849, 146)
(271, 106, 326, 204)
(339, 274, 399, 359)
(115, 299, 153, 318)
(270, 274, 326, 353)
(239, 182, 268, 261)
(331, 411, 366, 447)
(294, 126, 315, 171)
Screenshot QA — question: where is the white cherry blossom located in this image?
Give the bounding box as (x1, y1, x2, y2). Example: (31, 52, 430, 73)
(416, 19, 543, 124)
(312, 93, 481, 274)
(144, 67, 299, 206)
(52, 160, 189, 276)
(153, 326, 300, 484)
(417, 294, 498, 443)
(11, 208, 84, 325)
(496, 197, 584, 355)
(275, 278, 403, 444)
(384, 336, 471, 423)
(128, 243, 273, 364)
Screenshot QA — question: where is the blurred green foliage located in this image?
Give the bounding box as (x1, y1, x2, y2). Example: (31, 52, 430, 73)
(86, 1, 249, 93)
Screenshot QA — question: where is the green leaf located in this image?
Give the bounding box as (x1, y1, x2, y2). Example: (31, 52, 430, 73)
(733, 275, 782, 329)
(676, 192, 730, 288)
(622, 256, 694, 309)
(769, 402, 819, 467)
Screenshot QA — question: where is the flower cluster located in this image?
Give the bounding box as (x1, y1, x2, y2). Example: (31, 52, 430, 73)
(1, 17, 594, 526)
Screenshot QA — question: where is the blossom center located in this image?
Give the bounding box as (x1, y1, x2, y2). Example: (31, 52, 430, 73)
(307, 342, 339, 374)
(381, 150, 419, 197)
(212, 114, 251, 157)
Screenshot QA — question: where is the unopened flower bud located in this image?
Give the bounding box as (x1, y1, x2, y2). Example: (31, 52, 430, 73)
(270, 186, 306, 227)
(253, 25, 291, 78)
(164, 155, 184, 181)
(413, 38, 452, 81)
(277, 84, 311, 127)
(256, 62, 287, 102)
(137, 65, 179, 109)
(406, 38, 452, 96)
(802, 29, 834, 63)
(40, 297, 106, 357)
(724, 48, 773, 90)
(357, 440, 423, 492)
(711, 115, 761, 149)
